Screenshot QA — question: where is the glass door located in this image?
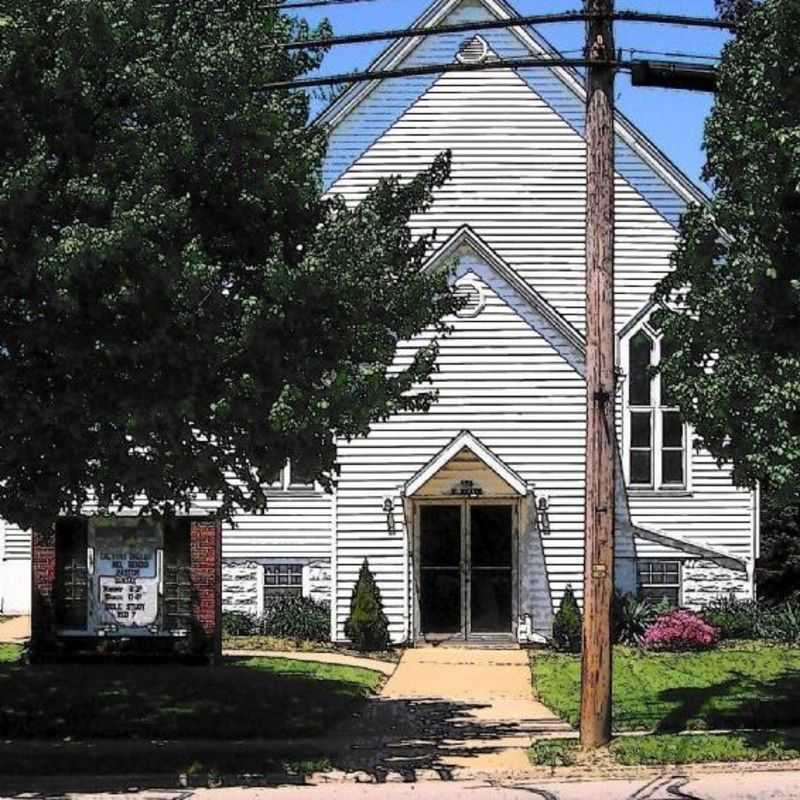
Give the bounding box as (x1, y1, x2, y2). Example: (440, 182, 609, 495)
(419, 504, 464, 637)
(468, 505, 513, 634)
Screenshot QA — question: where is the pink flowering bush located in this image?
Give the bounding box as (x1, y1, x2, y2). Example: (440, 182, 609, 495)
(642, 609, 720, 651)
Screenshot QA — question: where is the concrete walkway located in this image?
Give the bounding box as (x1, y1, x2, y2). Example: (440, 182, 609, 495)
(226, 648, 397, 676)
(0, 614, 29, 643)
(333, 647, 573, 777)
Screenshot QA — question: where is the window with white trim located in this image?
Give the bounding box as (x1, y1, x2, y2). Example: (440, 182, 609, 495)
(266, 465, 284, 487)
(287, 460, 315, 488)
(265, 460, 315, 490)
(637, 559, 681, 606)
(264, 564, 303, 600)
(625, 325, 688, 490)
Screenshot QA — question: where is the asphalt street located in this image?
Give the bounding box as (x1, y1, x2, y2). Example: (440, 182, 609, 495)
(3, 771, 800, 800)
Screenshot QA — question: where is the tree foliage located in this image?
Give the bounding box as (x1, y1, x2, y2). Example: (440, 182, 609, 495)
(757, 495, 800, 601)
(714, 0, 760, 22)
(0, 0, 459, 530)
(653, 0, 800, 505)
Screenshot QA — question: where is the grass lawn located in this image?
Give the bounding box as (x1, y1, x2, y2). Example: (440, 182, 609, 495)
(0, 644, 381, 740)
(531, 644, 800, 732)
(530, 732, 800, 767)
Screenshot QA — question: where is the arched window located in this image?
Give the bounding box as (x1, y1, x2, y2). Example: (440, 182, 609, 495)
(625, 326, 687, 489)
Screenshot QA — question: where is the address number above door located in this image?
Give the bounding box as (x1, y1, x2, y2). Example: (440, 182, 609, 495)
(450, 479, 483, 497)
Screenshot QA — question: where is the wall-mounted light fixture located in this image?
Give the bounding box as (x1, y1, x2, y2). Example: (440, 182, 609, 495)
(536, 494, 551, 535)
(383, 497, 396, 536)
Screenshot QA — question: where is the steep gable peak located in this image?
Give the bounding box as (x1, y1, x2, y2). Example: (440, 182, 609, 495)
(424, 225, 586, 363)
(319, 0, 707, 226)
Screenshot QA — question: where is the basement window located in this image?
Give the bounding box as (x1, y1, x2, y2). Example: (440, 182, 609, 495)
(264, 564, 303, 602)
(638, 559, 681, 606)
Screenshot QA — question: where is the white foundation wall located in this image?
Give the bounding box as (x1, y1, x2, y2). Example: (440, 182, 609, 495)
(222, 558, 332, 617)
(682, 559, 753, 609)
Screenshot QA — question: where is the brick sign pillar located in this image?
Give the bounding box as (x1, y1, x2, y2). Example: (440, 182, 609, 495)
(189, 519, 222, 661)
(31, 527, 57, 657)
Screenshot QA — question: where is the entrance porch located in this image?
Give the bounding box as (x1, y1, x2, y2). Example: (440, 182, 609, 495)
(403, 431, 552, 645)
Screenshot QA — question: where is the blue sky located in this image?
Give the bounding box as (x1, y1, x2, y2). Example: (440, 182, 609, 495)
(294, 0, 731, 190)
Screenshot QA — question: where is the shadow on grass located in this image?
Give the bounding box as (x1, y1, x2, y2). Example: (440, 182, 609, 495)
(651, 668, 800, 735)
(0, 654, 376, 741)
(0, 655, 567, 794)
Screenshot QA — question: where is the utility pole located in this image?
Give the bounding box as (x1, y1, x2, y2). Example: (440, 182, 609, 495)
(580, 0, 616, 750)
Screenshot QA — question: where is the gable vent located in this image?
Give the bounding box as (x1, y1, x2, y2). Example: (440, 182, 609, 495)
(456, 35, 490, 65)
(454, 281, 485, 318)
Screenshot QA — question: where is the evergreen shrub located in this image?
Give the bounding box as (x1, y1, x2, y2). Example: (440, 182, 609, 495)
(344, 559, 390, 651)
(552, 586, 582, 652)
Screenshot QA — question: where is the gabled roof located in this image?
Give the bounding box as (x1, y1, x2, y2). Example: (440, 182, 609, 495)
(318, 0, 708, 225)
(404, 430, 528, 496)
(423, 224, 586, 357)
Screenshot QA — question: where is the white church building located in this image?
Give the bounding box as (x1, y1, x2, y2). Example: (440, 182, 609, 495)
(0, 0, 758, 645)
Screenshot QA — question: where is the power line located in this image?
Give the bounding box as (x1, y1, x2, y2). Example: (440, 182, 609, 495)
(283, 10, 735, 51)
(283, 11, 590, 50)
(262, 55, 628, 91)
(614, 10, 733, 30)
(266, 0, 395, 9)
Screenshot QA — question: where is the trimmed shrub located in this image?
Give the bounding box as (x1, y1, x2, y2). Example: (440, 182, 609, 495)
(643, 609, 719, 651)
(221, 610, 257, 636)
(701, 595, 761, 640)
(552, 586, 582, 652)
(261, 595, 330, 642)
(344, 559, 390, 651)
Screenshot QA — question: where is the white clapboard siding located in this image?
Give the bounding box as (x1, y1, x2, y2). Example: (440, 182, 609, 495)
(221, 491, 332, 560)
(0, 487, 333, 566)
(329, 66, 679, 336)
(2, 521, 31, 560)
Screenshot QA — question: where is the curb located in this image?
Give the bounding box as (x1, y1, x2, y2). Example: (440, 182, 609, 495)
(3, 759, 800, 792)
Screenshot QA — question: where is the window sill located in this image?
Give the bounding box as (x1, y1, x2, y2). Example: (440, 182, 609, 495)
(628, 488, 693, 498)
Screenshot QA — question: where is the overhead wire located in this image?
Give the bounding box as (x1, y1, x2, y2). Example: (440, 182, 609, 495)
(260, 4, 727, 92)
(282, 9, 735, 51)
(265, 0, 400, 9)
(262, 55, 628, 91)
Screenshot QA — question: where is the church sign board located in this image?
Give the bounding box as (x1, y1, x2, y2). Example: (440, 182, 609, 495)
(88, 517, 164, 636)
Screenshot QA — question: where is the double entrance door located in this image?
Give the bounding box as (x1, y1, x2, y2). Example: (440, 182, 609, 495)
(417, 501, 516, 640)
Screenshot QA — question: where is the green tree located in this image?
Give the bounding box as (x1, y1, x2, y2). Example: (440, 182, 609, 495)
(714, 0, 760, 22)
(653, 0, 800, 506)
(757, 495, 800, 601)
(0, 0, 458, 531)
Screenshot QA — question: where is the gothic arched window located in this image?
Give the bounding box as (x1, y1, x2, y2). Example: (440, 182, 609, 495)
(625, 326, 687, 489)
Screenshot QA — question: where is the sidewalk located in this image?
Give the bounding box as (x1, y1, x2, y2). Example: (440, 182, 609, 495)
(0, 614, 29, 643)
(227, 648, 397, 676)
(332, 647, 573, 776)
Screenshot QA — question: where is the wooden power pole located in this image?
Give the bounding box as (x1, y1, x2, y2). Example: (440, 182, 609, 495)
(580, 0, 616, 749)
